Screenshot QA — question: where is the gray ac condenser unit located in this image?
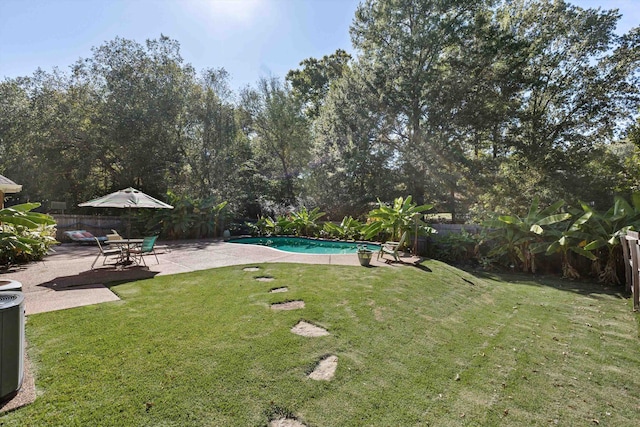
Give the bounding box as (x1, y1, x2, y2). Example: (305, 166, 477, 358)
(0, 291, 24, 401)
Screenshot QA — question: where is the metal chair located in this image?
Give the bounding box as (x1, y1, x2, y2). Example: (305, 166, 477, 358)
(129, 235, 159, 266)
(91, 237, 124, 269)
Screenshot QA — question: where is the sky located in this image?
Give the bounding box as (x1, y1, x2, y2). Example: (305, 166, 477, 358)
(0, 0, 638, 92)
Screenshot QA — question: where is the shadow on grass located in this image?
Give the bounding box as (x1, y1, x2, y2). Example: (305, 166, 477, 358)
(38, 267, 158, 290)
(468, 269, 627, 299)
(412, 262, 433, 273)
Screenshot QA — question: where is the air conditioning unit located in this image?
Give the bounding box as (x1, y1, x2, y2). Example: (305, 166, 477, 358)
(0, 291, 24, 401)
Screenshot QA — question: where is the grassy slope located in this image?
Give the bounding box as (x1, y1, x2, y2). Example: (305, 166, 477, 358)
(3, 261, 639, 426)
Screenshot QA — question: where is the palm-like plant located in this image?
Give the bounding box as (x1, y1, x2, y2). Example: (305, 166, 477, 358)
(323, 216, 363, 240)
(193, 198, 229, 238)
(545, 209, 595, 279)
(485, 198, 571, 273)
(289, 207, 325, 237)
(363, 196, 434, 243)
(581, 195, 640, 284)
(261, 215, 294, 236)
(0, 203, 58, 265)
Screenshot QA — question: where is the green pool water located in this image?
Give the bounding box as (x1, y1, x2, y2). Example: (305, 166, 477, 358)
(229, 236, 380, 255)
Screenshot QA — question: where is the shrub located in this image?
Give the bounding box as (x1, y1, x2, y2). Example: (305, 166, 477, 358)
(0, 203, 58, 266)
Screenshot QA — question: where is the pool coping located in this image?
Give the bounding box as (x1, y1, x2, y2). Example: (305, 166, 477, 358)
(227, 236, 382, 255)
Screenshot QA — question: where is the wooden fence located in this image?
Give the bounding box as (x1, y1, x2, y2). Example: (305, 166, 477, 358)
(431, 223, 483, 235)
(52, 215, 483, 247)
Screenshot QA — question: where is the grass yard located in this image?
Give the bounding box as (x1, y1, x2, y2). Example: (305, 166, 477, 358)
(3, 261, 640, 426)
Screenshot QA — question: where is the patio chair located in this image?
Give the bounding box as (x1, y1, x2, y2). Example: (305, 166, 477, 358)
(106, 230, 122, 241)
(91, 237, 124, 269)
(378, 231, 408, 262)
(129, 235, 159, 266)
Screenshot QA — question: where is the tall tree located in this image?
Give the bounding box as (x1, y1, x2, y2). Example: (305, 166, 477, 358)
(179, 68, 239, 198)
(286, 49, 352, 119)
(306, 64, 397, 218)
(80, 35, 193, 198)
(350, 0, 485, 207)
(472, 1, 640, 214)
(241, 77, 310, 205)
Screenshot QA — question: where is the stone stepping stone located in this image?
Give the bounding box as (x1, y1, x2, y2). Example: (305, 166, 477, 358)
(291, 320, 329, 337)
(255, 276, 274, 282)
(271, 300, 304, 311)
(269, 287, 288, 293)
(243, 266, 260, 272)
(308, 355, 338, 381)
(269, 418, 306, 427)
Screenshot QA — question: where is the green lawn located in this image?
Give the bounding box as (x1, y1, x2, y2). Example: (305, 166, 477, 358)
(4, 261, 640, 426)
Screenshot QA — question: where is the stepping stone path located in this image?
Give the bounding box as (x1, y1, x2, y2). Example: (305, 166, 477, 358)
(308, 355, 338, 381)
(247, 268, 335, 427)
(291, 320, 329, 337)
(271, 300, 305, 311)
(269, 418, 306, 427)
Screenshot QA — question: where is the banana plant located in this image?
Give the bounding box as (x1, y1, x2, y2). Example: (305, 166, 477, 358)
(485, 197, 571, 273)
(323, 216, 363, 240)
(362, 195, 434, 243)
(0, 202, 56, 228)
(545, 209, 595, 279)
(193, 198, 228, 238)
(260, 215, 294, 236)
(0, 203, 58, 265)
(581, 195, 640, 284)
(289, 207, 325, 237)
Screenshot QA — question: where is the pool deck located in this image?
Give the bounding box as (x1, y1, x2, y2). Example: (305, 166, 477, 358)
(3, 238, 421, 316)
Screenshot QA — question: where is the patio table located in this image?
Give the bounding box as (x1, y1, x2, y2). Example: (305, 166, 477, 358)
(106, 239, 144, 265)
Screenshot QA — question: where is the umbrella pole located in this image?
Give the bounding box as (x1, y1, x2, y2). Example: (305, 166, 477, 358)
(127, 207, 132, 239)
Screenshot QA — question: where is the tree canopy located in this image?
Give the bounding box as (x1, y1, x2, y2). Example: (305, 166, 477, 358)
(1, 1, 638, 221)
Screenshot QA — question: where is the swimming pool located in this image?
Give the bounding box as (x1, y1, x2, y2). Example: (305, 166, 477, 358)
(228, 236, 380, 255)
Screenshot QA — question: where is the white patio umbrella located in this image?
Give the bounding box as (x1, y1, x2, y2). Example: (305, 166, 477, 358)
(78, 187, 173, 236)
(0, 174, 22, 209)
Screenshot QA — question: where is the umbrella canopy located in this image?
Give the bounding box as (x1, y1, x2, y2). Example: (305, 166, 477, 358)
(79, 187, 173, 238)
(78, 187, 173, 209)
(0, 175, 22, 194)
(0, 174, 22, 209)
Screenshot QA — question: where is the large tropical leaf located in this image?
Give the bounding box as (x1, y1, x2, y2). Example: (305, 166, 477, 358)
(536, 213, 572, 226)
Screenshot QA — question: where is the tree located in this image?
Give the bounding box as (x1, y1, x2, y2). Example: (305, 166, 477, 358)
(81, 35, 193, 198)
(306, 64, 397, 218)
(286, 49, 352, 119)
(351, 0, 484, 207)
(179, 68, 242, 199)
(241, 77, 310, 205)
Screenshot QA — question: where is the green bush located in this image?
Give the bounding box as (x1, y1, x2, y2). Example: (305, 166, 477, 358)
(141, 192, 230, 239)
(0, 203, 58, 266)
(430, 229, 486, 264)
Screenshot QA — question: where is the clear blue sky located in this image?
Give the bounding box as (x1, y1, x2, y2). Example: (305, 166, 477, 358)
(0, 0, 637, 92)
